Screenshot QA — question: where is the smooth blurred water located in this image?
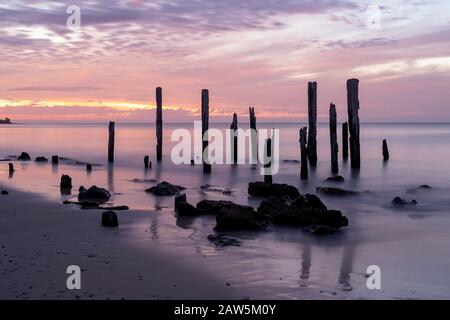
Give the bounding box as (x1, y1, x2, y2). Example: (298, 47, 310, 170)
(1, 122, 450, 299)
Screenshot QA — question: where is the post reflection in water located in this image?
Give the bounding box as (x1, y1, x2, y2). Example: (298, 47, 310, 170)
(153, 162, 163, 210)
(299, 245, 312, 283)
(338, 244, 356, 291)
(107, 163, 114, 195)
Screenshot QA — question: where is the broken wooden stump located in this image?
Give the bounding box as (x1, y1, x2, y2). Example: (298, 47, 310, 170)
(329, 103, 339, 174)
(108, 121, 115, 163)
(342, 122, 349, 161)
(230, 113, 238, 164)
(202, 89, 211, 173)
(383, 139, 390, 161)
(347, 79, 361, 169)
(52, 155, 59, 164)
(249, 107, 257, 164)
(299, 127, 308, 180)
(264, 138, 272, 184)
(86, 164, 92, 172)
(307, 81, 318, 166)
(144, 155, 151, 169)
(8, 162, 14, 174)
(156, 87, 163, 162)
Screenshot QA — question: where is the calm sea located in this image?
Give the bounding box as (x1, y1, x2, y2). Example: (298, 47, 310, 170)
(1, 122, 450, 299)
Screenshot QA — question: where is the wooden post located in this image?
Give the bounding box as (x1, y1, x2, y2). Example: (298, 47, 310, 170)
(382, 139, 390, 161)
(144, 155, 150, 169)
(329, 103, 339, 174)
(52, 155, 59, 164)
(8, 162, 14, 173)
(264, 138, 272, 184)
(86, 164, 92, 172)
(230, 113, 238, 164)
(202, 89, 211, 173)
(342, 122, 349, 161)
(108, 121, 115, 163)
(156, 87, 163, 162)
(347, 79, 361, 169)
(249, 107, 257, 165)
(307, 82, 318, 166)
(299, 127, 308, 180)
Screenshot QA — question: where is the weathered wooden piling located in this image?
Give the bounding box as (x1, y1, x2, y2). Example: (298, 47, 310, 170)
(202, 89, 211, 173)
(249, 107, 257, 164)
(52, 155, 59, 164)
(329, 103, 339, 174)
(108, 121, 115, 163)
(342, 122, 349, 160)
(382, 139, 390, 161)
(230, 113, 238, 164)
(299, 127, 308, 180)
(264, 138, 272, 184)
(8, 162, 14, 173)
(347, 79, 361, 169)
(156, 87, 163, 162)
(86, 164, 92, 172)
(144, 155, 150, 169)
(307, 82, 318, 166)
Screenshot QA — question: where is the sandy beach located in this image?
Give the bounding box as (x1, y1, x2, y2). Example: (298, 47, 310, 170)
(0, 185, 241, 300)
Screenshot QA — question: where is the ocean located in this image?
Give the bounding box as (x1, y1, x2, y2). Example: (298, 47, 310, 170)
(1, 122, 450, 299)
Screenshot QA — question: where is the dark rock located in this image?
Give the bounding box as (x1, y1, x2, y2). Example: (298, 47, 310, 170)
(392, 197, 417, 206)
(207, 234, 241, 247)
(145, 181, 185, 196)
(60, 175, 72, 189)
(175, 193, 187, 207)
(325, 176, 345, 183)
(407, 185, 432, 194)
(1, 190, 9, 195)
(248, 182, 300, 198)
(102, 205, 129, 211)
(102, 211, 118, 227)
(78, 185, 111, 202)
(196, 200, 237, 215)
(79, 186, 87, 193)
(304, 194, 328, 211)
(176, 202, 201, 216)
(35, 156, 48, 162)
(257, 197, 291, 220)
(257, 194, 347, 230)
(216, 205, 264, 231)
(316, 187, 358, 196)
(17, 152, 31, 161)
(272, 207, 322, 227)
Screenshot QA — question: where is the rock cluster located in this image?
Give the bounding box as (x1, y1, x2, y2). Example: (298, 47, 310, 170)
(175, 182, 349, 234)
(145, 181, 185, 196)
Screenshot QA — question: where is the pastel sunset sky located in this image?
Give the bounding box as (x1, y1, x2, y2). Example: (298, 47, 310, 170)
(0, 0, 449, 123)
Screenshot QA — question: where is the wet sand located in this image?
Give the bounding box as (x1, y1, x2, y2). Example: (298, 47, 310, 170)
(0, 186, 239, 300)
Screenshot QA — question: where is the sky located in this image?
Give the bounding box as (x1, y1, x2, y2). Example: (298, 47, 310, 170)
(0, 0, 449, 123)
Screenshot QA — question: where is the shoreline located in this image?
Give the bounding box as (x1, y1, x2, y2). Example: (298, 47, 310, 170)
(0, 185, 239, 300)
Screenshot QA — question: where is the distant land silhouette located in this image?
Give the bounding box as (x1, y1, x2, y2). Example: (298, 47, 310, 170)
(0, 117, 12, 124)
